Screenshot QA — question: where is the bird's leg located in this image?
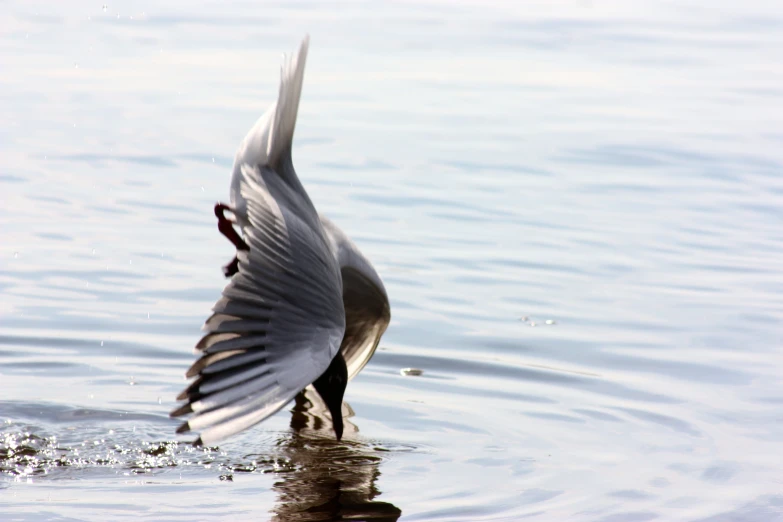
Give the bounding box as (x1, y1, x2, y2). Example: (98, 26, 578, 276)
(214, 203, 248, 278)
(214, 203, 248, 250)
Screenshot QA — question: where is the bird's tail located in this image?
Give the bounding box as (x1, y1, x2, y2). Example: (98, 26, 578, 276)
(266, 35, 309, 168)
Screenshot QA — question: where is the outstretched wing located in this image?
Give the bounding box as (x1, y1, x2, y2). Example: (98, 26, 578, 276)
(172, 169, 345, 445)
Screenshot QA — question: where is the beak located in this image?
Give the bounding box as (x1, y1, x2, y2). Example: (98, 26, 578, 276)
(330, 403, 344, 441)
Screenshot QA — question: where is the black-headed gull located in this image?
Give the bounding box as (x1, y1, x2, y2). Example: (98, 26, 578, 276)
(171, 36, 390, 445)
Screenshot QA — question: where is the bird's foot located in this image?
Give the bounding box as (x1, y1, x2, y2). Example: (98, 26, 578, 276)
(222, 256, 240, 278)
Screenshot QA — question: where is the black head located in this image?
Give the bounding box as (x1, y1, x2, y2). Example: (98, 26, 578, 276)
(312, 351, 348, 440)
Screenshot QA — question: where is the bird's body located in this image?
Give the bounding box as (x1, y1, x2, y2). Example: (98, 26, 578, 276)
(171, 36, 390, 445)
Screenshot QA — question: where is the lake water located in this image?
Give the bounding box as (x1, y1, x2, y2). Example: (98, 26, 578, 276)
(2, 1, 783, 520)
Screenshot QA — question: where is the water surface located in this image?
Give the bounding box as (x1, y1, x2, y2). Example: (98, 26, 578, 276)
(2, 0, 783, 520)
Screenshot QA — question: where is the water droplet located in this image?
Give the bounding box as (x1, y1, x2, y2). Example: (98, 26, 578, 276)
(212, 157, 215, 163)
(201, 186, 204, 192)
(129, 376, 136, 386)
(102, 4, 108, 12)
(100, 341, 104, 346)
(530, 321, 537, 327)
(545, 319, 556, 325)
(130, 15, 133, 20)
(91, 248, 95, 255)
(13, 252, 18, 258)
(116, 13, 120, 19)
(129, 259, 132, 264)
(73, 123, 76, 127)
(146, 312, 150, 319)
(400, 368, 423, 377)
(74, 63, 78, 68)
(157, 397, 162, 405)
(520, 316, 528, 322)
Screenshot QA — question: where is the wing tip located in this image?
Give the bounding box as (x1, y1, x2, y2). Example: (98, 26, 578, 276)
(170, 404, 193, 418)
(267, 34, 310, 166)
(176, 386, 201, 402)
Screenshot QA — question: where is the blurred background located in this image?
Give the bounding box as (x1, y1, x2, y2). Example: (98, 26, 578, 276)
(1, 0, 782, 520)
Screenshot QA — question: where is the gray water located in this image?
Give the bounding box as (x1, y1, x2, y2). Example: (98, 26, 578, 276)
(2, 1, 783, 520)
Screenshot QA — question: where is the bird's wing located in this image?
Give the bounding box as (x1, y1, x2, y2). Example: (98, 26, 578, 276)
(172, 168, 345, 445)
(320, 217, 391, 380)
(267, 35, 308, 169)
(340, 265, 391, 380)
(231, 36, 313, 229)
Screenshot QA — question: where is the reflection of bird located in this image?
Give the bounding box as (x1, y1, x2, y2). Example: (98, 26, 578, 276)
(171, 36, 391, 445)
(271, 389, 402, 522)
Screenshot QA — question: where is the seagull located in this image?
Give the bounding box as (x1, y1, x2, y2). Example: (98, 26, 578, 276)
(170, 36, 391, 446)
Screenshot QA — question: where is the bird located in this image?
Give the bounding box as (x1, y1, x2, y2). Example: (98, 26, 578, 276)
(170, 35, 391, 446)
